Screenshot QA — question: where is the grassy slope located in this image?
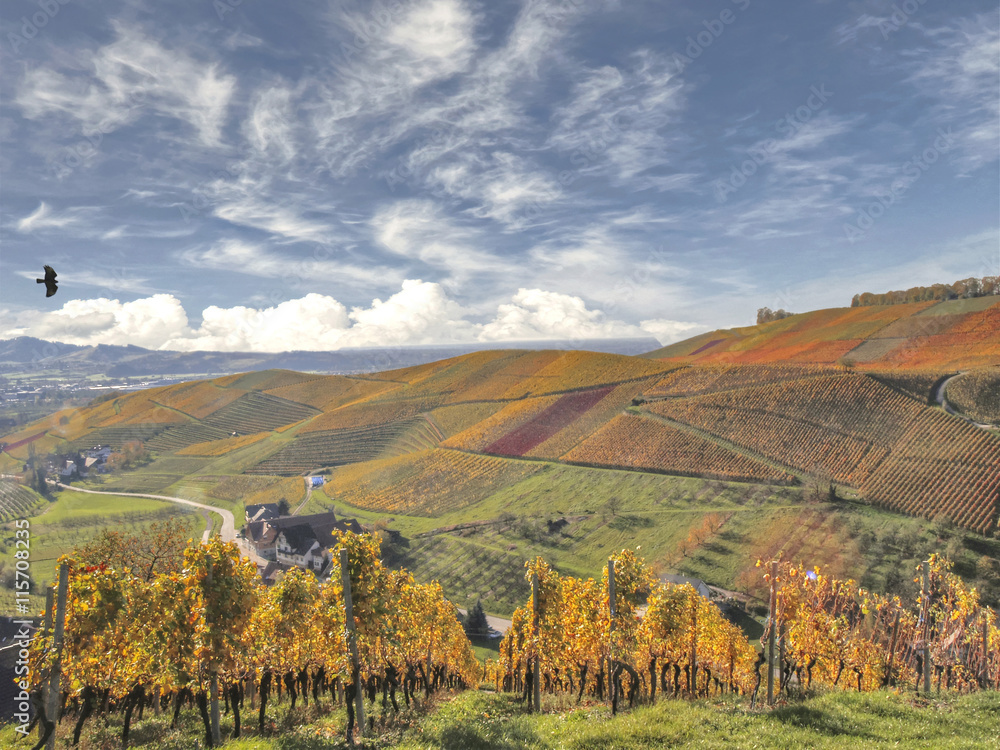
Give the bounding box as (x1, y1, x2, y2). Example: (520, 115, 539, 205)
(1, 688, 994, 749)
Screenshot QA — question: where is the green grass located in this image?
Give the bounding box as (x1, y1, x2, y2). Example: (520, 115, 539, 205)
(2, 688, 994, 749)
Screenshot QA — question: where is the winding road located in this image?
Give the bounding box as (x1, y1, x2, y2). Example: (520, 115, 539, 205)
(53, 481, 236, 544)
(934, 375, 993, 430)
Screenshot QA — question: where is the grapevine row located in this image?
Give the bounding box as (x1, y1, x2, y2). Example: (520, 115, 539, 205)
(28, 534, 480, 746)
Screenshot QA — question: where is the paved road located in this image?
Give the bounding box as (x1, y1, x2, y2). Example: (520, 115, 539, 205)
(457, 607, 512, 636)
(53, 481, 236, 543)
(934, 374, 993, 429)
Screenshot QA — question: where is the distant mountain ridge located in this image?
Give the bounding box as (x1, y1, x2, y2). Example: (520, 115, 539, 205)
(0, 336, 662, 377)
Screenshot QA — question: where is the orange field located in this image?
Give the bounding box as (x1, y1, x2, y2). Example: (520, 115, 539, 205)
(442, 395, 561, 452)
(264, 375, 400, 410)
(525, 379, 653, 458)
(152, 380, 246, 419)
(646, 301, 999, 370)
(646, 373, 925, 484)
(562, 414, 797, 484)
(325, 448, 544, 515)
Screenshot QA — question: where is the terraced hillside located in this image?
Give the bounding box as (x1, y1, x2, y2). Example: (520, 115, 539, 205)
(1, 302, 998, 616)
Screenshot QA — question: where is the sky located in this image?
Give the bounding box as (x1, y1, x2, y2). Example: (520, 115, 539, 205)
(0, 0, 997, 353)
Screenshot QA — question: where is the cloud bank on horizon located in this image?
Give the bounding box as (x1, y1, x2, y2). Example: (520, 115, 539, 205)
(1, 0, 997, 352)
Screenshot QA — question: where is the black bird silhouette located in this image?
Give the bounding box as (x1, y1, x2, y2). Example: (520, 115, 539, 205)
(36, 265, 58, 297)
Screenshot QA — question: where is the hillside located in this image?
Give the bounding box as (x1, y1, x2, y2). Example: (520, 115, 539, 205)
(2, 301, 999, 615)
(644, 297, 1000, 369)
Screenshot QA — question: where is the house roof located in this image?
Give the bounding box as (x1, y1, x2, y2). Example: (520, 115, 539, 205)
(662, 574, 713, 598)
(258, 560, 294, 585)
(258, 512, 363, 555)
(245, 503, 280, 523)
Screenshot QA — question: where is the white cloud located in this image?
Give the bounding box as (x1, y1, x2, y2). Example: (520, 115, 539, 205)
(179, 239, 399, 289)
(15, 202, 82, 233)
(14, 295, 191, 349)
(479, 288, 648, 341)
(15, 22, 235, 149)
(908, 16, 1000, 174)
(372, 199, 515, 280)
(639, 318, 704, 345)
(549, 49, 692, 191)
(9, 282, 682, 351)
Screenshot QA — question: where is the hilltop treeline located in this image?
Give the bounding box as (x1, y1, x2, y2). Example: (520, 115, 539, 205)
(851, 276, 999, 307)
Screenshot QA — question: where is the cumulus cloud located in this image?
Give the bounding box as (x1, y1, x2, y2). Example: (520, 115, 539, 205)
(8, 282, 694, 352)
(480, 288, 649, 341)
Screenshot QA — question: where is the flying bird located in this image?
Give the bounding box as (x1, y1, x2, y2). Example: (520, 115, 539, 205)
(36, 265, 58, 297)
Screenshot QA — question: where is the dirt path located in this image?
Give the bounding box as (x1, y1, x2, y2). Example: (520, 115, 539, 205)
(54, 481, 236, 543)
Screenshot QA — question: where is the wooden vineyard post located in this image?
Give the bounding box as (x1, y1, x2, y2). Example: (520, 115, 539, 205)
(884, 610, 901, 687)
(767, 560, 777, 706)
(38, 585, 53, 743)
(921, 560, 931, 695)
(340, 548, 366, 739)
(45, 563, 69, 750)
(531, 571, 540, 713)
(690, 594, 698, 696)
(207, 559, 221, 748)
(982, 615, 991, 688)
(607, 559, 617, 712)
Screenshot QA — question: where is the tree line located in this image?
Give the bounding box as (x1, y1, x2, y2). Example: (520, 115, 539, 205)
(851, 276, 999, 307)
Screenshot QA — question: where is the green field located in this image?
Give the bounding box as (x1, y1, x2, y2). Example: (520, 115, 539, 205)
(1, 688, 994, 749)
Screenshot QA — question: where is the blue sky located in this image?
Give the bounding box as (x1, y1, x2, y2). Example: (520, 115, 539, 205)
(1, 0, 997, 352)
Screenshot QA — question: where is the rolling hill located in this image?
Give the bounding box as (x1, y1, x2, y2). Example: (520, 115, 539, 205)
(2, 297, 998, 614)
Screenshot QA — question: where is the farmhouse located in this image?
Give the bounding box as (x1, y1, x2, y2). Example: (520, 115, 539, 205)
(245, 511, 362, 578)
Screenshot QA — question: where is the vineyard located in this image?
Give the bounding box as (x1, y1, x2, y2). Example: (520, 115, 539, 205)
(246, 419, 424, 475)
(150, 381, 245, 419)
(490, 551, 998, 712)
(946, 368, 1000, 424)
(642, 371, 1000, 533)
(202, 392, 322, 434)
(0, 480, 43, 521)
(442, 395, 562, 452)
(146, 423, 232, 452)
(562, 414, 797, 484)
(300, 396, 444, 433)
(27, 534, 481, 748)
(645, 299, 999, 370)
(859, 409, 1000, 534)
(643, 364, 837, 399)
(644, 373, 924, 483)
(176, 430, 271, 457)
(483, 386, 615, 457)
(325, 449, 545, 516)
(523, 379, 654, 458)
(263, 374, 400, 410)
